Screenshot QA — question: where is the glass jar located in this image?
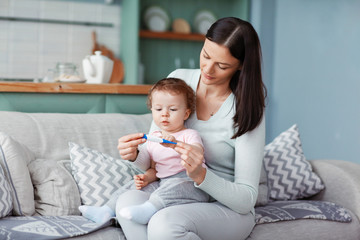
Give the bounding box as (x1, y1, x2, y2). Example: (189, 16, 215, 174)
(55, 62, 79, 81)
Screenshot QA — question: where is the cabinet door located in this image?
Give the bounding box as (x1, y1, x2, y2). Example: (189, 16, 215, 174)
(0, 93, 106, 113)
(0, 93, 150, 114)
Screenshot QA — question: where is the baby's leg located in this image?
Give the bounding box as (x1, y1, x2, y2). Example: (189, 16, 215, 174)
(119, 173, 209, 224)
(79, 205, 115, 224)
(79, 179, 136, 223)
(119, 201, 157, 224)
(118, 181, 159, 224)
(149, 173, 210, 208)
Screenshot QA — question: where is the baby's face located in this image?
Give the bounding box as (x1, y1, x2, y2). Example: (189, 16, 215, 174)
(151, 90, 190, 134)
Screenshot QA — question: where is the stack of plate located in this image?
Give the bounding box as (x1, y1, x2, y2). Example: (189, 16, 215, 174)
(143, 6, 170, 32)
(193, 10, 217, 35)
(143, 6, 217, 35)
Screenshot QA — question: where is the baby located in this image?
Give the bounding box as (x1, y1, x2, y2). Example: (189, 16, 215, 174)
(79, 77, 209, 224)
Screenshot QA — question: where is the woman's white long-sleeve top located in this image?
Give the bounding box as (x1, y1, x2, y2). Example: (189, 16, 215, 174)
(137, 68, 265, 214)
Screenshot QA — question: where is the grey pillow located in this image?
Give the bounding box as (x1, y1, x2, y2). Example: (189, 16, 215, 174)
(0, 132, 35, 216)
(255, 200, 352, 224)
(28, 159, 81, 216)
(0, 164, 12, 218)
(263, 124, 325, 201)
(69, 142, 143, 206)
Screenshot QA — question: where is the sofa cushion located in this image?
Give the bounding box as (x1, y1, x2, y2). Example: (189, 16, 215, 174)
(0, 164, 13, 218)
(255, 200, 352, 224)
(69, 142, 143, 206)
(0, 112, 152, 161)
(0, 132, 35, 216)
(28, 159, 81, 216)
(263, 124, 324, 201)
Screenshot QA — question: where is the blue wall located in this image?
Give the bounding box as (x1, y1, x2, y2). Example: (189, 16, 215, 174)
(251, 0, 360, 164)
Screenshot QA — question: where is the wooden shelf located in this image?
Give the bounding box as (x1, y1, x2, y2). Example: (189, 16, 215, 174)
(0, 82, 152, 94)
(139, 30, 205, 42)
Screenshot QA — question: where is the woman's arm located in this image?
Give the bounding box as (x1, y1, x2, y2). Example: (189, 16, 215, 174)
(201, 117, 265, 214)
(175, 116, 265, 214)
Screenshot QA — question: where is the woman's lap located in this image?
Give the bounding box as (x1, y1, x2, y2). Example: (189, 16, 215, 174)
(148, 201, 255, 240)
(115, 190, 150, 240)
(115, 190, 255, 240)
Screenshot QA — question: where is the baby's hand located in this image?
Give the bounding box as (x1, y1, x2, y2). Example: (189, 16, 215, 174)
(134, 174, 149, 190)
(161, 134, 177, 149)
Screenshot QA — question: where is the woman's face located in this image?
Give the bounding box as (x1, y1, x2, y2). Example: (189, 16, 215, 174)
(200, 39, 241, 87)
(151, 90, 190, 134)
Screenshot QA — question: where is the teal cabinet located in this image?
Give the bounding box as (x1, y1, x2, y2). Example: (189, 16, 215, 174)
(0, 82, 151, 114)
(0, 93, 149, 114)
(120, 0, 141, 85)
(121, 0, 249, 85)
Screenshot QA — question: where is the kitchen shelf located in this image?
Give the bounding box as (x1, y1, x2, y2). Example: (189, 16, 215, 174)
(0, 82, 152, 94)
(139, 30, 205, 42)
(120, 0, 249, 85)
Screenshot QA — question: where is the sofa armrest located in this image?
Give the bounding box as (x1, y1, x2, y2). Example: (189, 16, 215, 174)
(309, 159, 360, 219)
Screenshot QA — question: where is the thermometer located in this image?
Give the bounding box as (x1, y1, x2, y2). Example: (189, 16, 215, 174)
(142, 134, 177, 144)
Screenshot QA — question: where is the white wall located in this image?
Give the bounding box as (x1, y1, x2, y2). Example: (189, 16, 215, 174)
(0, 0, 121, 80)
(251, 0, 360, 163)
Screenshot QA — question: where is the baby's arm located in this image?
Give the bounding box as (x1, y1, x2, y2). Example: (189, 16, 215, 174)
(134, 159, 158, 190)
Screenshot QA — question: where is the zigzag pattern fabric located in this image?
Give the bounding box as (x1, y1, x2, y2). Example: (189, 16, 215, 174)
(69, 142, 142, 206)
(263, 124, 325, 201)
(0, 163, 13, 217)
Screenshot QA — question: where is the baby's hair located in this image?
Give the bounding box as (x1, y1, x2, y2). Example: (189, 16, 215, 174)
(147, 78, 196, 114)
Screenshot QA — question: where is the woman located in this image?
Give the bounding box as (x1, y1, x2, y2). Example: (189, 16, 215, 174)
(117, 17, 266, 240)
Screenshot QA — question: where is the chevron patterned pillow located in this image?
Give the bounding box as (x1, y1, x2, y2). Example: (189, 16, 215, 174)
(69, 142, 143, 206)
(0, 164, 13, 218)
(263, 124, 325, 201)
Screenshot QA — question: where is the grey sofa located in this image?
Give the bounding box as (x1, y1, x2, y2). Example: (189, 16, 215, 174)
(0, 111, 359, 240)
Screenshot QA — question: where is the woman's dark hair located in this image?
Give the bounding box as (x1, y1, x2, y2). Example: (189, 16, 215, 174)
(206, 17, 267, 138)
(147, 77, 196, 114)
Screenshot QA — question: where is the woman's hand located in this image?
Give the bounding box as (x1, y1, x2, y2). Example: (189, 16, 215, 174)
(117, 133, 146, 161)
(174, 142, 207, 185)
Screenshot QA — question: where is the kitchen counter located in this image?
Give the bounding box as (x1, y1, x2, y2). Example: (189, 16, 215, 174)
(0, 82, 153, 114)
(0, 82, 152, 94)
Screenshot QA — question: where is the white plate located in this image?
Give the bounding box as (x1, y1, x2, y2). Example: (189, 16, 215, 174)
(194, 10, 217, 34)
(143, 6, 170, 32)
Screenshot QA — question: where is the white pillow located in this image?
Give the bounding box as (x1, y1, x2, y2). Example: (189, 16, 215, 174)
(263, 124, 325, 201)
(0, 164, 12, 218)
(0, 132, 35, 216)
(69, 142, 143, 206)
